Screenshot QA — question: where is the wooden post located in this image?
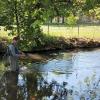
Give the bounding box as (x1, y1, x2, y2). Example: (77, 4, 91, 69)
(14, 0, 20, 34)
(48, 19, 49, 35)
(78, 24, 80, 38)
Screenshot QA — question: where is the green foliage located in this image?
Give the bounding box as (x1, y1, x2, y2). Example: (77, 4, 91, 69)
(0, 0, 73, 50)
(0, 0, 47, 50)
(0, 0, 100, 51)
(65, 14, 79, 26)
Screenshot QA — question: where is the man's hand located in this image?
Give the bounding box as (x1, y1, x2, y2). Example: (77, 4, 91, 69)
(19, 51, 25, 55)
(19, 54, 26, 59)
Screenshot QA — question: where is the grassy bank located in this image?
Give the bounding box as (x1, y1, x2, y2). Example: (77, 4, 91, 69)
(0, 25, 100, 41)
(31, 37, 100, 52)
(0, 36, 100, 53)
(0, 25, 100, 53)
(41, 25, 100, 41)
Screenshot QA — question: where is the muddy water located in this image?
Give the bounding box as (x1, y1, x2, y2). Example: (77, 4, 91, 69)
(0, 49, 100, 100)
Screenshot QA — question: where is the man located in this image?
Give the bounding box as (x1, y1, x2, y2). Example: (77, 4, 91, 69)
(8, 36, 24, 72)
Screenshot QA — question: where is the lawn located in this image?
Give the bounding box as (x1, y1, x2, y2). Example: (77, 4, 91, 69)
(0, 25, 100, 41)
(41, 25, 100, 41)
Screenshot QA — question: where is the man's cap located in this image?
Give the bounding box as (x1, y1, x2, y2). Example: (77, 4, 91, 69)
(13, 36, 20, 41)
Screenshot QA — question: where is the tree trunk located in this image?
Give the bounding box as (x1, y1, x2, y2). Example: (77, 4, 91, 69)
(14, 0, 20, 34)
(62, 16, 64, 24)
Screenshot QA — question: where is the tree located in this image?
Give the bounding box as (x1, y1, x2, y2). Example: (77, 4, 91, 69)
(0, 0, 100, 51)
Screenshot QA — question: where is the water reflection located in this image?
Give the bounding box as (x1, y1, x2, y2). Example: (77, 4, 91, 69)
(0, 49, 100, 99)
(0, 70, 99, 100)
(0, 71, 72, 100)
(0, 71, 18, 100)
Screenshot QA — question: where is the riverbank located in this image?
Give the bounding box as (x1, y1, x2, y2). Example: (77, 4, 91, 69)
(0, 37, 100, 54)
(31, 37, 100, 52)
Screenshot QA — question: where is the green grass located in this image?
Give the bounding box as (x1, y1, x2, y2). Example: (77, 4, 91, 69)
(41, 25, 100, 40)
(0, 25, 100, 41)
(0, 26, 12, 40)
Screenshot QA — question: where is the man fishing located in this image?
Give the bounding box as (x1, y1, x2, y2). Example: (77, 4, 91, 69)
(8, 36, 25, 72)
(4, 36, 46, 72)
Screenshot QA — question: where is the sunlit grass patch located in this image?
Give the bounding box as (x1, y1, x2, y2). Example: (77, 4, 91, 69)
(41, 25, 100, 40)
(0, 26, 12, 40)
(0, 25, 100, 41)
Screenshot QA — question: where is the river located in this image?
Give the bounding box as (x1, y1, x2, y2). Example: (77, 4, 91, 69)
(0, 49, 100, 100)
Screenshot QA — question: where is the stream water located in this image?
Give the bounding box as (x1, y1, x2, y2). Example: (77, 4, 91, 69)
(0, 49, 100, 100)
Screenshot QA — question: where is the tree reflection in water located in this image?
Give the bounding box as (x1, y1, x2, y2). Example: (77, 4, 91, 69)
(0, 71, 70, 100)
(0, 71, 100, 100)
(24, 72, 71, 100)
(0, 71, 18, 100)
